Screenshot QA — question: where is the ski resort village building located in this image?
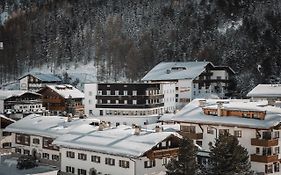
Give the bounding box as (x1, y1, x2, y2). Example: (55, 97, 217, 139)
(53, 124, 181, 175)
(38, 84, 84, 116)
(4, 114, 100, 166)
(0, 90, 47, 120)
(19, 72, 62, 92)
(247, 84, 281, 105)
(142, 62, 235, 109)
(173, 99, 281, 174)
(84, 83, 176, 126)
(0, 115, 15, 148)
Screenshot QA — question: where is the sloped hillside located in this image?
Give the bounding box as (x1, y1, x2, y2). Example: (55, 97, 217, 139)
(1, 0, 281, 96)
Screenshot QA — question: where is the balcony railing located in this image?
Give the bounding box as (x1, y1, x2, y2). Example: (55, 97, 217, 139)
(147, 148, 179, 159)
(251, 138, 278, 147)
(250, 154, 278, 163)
(180, 132, 203, 139)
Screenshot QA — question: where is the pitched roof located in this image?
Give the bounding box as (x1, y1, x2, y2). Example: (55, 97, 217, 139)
(45, 85, 84, 99)
(141, 62, 211, 81)
(0, 90, 41, 100)
(4, 114, 100, 138)
(173, 99, 281, 129)
(19, 72, 61, 82)
(53, 124, 180, 158)
(247, 84, 281, 97)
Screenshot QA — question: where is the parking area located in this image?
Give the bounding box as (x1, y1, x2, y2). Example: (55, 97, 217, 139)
(0, 154, 58, 175)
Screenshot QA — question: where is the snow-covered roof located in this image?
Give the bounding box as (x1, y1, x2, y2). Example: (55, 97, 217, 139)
(4, 114, 100, 138)
(19, 72, 61, 82)
(173, 99, 281, 129)
(142, 62, 211, 81)
(158, 113, 175, 122)
(53, 124, 180, 158)
(46, 85, 84, 99)
(0, 90, 42, 100)
(247, 84, 281, 98)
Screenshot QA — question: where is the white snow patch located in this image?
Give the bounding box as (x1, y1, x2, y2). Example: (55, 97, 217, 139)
(217, 19, 243, 34)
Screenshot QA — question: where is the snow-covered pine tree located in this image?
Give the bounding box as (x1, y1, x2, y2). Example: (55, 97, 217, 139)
(207, 134, 253, 175)
(165, 138, 198, 175)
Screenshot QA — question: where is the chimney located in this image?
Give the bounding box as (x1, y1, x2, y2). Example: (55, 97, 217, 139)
(217, 102, 223, 117)
(155, 125, 163, 132)
(98, 121, 106, 131)
(198, 100, 206, 107)
(67, 113, 73, 122)
(134, 125, 141, 135)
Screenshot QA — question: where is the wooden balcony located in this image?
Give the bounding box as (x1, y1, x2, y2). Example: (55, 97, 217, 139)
(251, 138, 278, 147)
(180, 132, 203, 140)
(147, 148, 179, 159)
(250, 154, 278, 163)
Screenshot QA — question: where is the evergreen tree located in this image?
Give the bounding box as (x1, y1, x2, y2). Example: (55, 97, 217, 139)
(207, 134, 253, 175)
(166, 138, 198, 175)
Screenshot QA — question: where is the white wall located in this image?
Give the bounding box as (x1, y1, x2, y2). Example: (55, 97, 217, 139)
(60, 147, 168, 175)
(84, 83, 98, 116)
(20, 76, 28, 90)
(0, 100, 4, 113)
(161, 83, 176, 113)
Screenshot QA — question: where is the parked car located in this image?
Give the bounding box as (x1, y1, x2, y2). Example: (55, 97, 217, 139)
(16, 155, 38, 169)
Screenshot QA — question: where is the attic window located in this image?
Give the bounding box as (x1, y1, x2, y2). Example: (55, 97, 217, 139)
(171, 67, 186, 71)
(55, 85, 66, 90)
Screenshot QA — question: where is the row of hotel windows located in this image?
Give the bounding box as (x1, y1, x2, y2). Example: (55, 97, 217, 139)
(95, 99, 162, 105)
(94, 89, 161, 96)
(66, 151, 156, 169)
(15, 148, 59, 161)
(256, 146, 280, 156)
(181, 126, 280, 139)
(16, 134, 58, 150)
(97, 109, 162, 116)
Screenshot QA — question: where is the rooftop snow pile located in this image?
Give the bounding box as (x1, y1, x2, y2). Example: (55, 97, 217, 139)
(173, 99, 281, 129)
(46, 85, 84, 99)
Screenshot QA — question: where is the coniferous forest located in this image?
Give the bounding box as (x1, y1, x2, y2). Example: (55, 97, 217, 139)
(1, 0, 281, 95)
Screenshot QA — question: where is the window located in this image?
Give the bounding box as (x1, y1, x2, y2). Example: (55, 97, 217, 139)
(78, 153, 87, 160)
(78, 169, 87, 175)
(115, 90, 119, 95)
(15, 148, 21, 154)
(234, 130, 242, 138)
(124, 90, 128, 95)
(52, 155, 59, 161)
(116, 100, 119, 104)
(119, 160, 130, 168)
(66, 151, 75, 158)
(256, 147, 260, 154)
(107, 100, 111, 104)
(144, 160, 156, 168)
(43, 153, 49, 159)
(124, 100, 127, 104)
(66, 166, 75, 173)
(23, 149, 30, 155)
(105, 158, 115, 166)
(275, 131, 280, 138)
(91, 155, 101, 163)
(265, 164, 273, 174)
(180, 125, 196, 133)
(207, 127, 214, 134)
(98, 90, 102, 95)
(132, 90, 137, 96)
(274, 162, 280, 172)
(89, 110, 93, 115)
(217, 76, 221, 80)
(88, 100, 92, 104)
(219, 129, 229, 135)
(106, 90, 111, 95)
(275, 147, 280, 154)
(162, 158, 169, 165)
(133, 100, 137, 105)
(33, 138, 40, 144)
(89, 91, 92, 96)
